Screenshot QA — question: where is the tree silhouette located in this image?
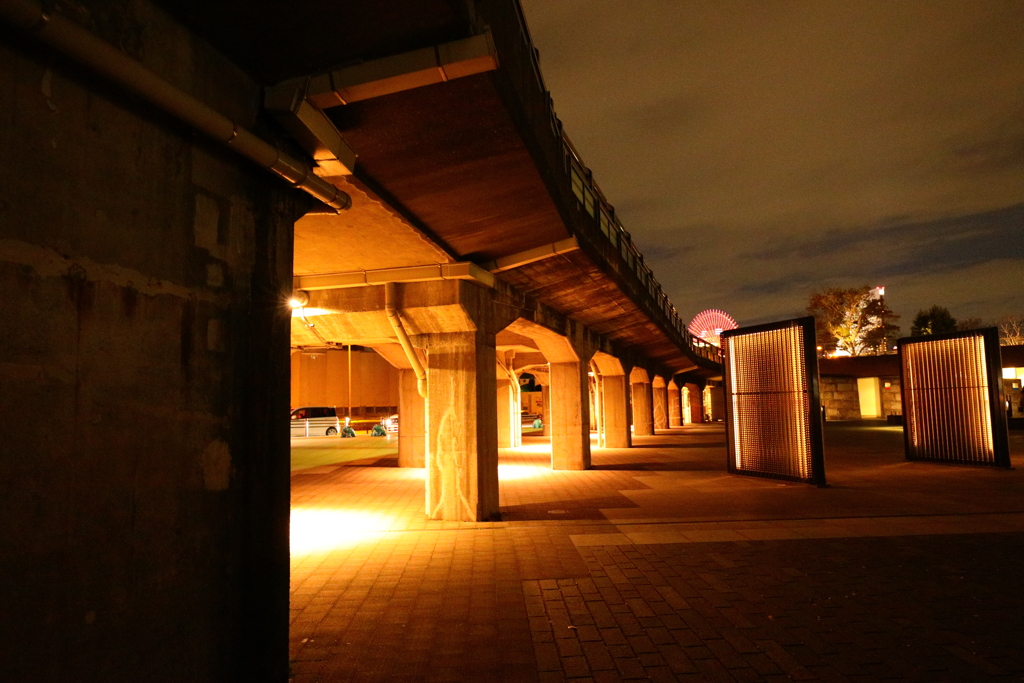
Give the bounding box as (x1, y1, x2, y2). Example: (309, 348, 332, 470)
(807, 287, 900, 356)
(911, 306, 958, 337)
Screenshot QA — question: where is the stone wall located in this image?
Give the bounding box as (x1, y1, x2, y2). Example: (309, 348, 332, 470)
(881, 376, 902, 416)
(0, 3, 299, 680)
(820, 376, 861, 420)
(820, 375, 903, 420)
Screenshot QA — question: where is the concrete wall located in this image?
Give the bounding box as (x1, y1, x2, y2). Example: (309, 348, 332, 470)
(0, 3, 296, 680)
(291, 348, 400, 413)
(820, 375, 902, 420)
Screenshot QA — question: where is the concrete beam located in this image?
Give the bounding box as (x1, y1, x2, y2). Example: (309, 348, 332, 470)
(503, 317, 580, 363)
(274, 32, 499, 109)
(294, 262, 495, 291)
(265, 84, 357, 176)
(483, 237, 579, 273)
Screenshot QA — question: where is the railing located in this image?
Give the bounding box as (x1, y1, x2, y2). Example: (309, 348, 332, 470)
(494, 0, 722, 365)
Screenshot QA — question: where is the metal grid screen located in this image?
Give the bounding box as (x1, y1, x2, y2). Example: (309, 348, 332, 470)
(722, 317, 825, 485)
(900, 329, 1010, 467)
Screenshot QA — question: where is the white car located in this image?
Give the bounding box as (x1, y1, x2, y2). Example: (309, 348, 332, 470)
(290, 406, 341, 437)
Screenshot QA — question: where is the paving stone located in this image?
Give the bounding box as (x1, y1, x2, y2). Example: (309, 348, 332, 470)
(289, 425, 1024, 681)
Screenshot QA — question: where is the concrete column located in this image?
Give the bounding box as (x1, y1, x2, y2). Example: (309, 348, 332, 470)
(549, 362, 591, 470)
(425, 331, 499, 521)
(398, 369, 426, 467)
(686, 384, 704, 423)
(511, 375, 523, 447)
(540, 384, 550, 437)
(668, 383, 682, 427)
(708, 385, 725, 422)
(602, 375, 631, 448)
(653, 384, 669, 430)
(632, 382, 654, 436)
(497, 377, 514, 448)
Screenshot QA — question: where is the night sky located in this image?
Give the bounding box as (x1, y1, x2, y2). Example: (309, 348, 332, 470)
(519, 0, 1024, 329)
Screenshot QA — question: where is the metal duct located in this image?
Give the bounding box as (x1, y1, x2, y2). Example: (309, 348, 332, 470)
(0, 0, 351, 211)
(384, 283, 427, 399)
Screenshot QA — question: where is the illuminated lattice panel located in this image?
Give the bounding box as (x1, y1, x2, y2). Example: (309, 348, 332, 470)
(899, 329, 1010, 467)
(722, 317, 825, 485)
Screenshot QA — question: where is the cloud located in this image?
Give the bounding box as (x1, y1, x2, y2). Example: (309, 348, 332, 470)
(520, 0, 1024, 326)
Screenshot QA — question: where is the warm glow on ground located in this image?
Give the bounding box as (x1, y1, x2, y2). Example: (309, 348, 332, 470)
(498, 464, 549, 481)
(512, 442, 553, 454)
(290, 507, 395, 555)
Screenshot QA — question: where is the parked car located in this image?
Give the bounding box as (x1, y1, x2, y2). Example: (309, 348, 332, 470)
(383, 414, 399, 434)
(290, 406, 341, 437)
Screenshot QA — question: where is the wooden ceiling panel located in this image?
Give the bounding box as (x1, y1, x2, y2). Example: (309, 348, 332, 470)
(330, 75, 570, 261)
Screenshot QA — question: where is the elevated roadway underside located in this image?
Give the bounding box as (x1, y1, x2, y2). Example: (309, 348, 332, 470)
(162, 0, 720, 378)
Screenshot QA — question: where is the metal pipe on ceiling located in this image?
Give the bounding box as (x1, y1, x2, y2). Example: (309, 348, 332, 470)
(0, 0, 351, 211)
(383, 283, 428, 399)
(294, 262, 496, 292)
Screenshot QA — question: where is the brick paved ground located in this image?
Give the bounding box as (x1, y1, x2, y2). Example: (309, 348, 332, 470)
(289, 423, 1024, 682)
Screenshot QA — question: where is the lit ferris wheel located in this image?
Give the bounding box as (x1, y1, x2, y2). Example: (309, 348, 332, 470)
(688, 309, 738, 347)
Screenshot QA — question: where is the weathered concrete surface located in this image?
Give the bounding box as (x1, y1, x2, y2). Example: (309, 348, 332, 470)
(653, 378, 669, 429)
(631, 381, 654, 436)
(398, 368, 426, 467)
(293, 175, 453, 275)
(668, 382, 682, 427)
(496, 376, 516, 448)
(425, 331, 499, 521)
(684, 383, 705, 423)
(549, 361, 591, 470)
(0, 2, 294, 680)
(601, 375, 632, 449)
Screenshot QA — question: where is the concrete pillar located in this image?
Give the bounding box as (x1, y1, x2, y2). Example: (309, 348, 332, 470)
(668, 382, 682, 427)
(425, 332, 499, 521)
(602, 375, 632, 448)
(585, 370, 598, 446)
(497, 377, 514, 448)
(708, 385, 725, 422)
(549, 362, 591, 470)
(653, 384, 669, 430)
(632, 381, 654, 436)
(686, 384, 704, 423)
(398, 369, 426, 467)
(540, 384, 550, 437)
(511, 375, 523, 447)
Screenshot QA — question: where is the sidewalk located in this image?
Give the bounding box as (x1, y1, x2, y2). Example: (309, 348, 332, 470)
(289, 422, 1024, 682)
